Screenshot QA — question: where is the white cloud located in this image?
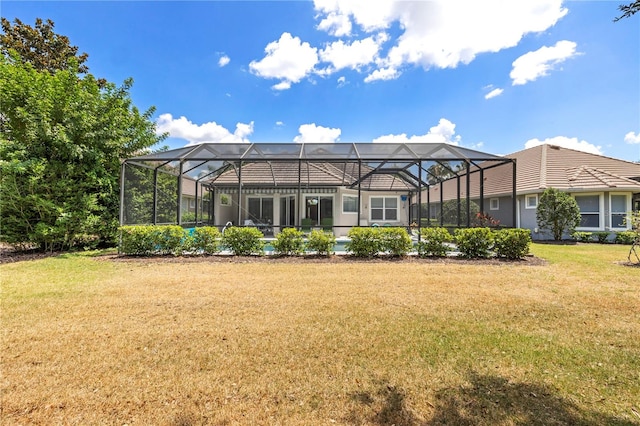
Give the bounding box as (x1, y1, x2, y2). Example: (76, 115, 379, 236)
(364, 66, 400, 83)
(373, 118, 461, 144)
(249, 32, 319, 90)
(337, 76, 347, 87)
(524, 136, 602, 155)
(485, 88, 504, 99)
(510, 40, 578, 85)
(319, 36, 382, 72)
(249, 1, 568, 88)
(156, 113, 254, 145)
(293, 123, 341, 143)
(315, 0, 568, 76)
(316, 11, 352, 37)
(275, 121, 285, 127)
(624, 131, 640, 144)
(218, 55, 230, 67)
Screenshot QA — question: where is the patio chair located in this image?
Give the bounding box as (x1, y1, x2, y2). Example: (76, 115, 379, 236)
(321, 217, 333, 232)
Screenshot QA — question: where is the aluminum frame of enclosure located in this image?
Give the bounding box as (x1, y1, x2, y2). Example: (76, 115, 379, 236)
(120, 142, 516, 230)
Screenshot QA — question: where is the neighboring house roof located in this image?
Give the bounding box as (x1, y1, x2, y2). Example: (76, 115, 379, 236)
(428, 144, 640, 201)
(507, 144, 640, 193)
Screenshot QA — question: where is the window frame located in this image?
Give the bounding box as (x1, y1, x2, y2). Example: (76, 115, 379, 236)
(609, 193, 630, 230)
(525, 194, 538, 209)
(247, 196, 274, 224)
(342, 194, 359, 214)
(369, 196, 400, 222)
(574, 192, 604, 231)
(489, 198, 499, 211)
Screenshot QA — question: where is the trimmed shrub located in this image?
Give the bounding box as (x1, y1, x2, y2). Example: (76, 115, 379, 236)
(417, 227, 451, 257)
(572, 231, 593, 243)
(615, 231, 636, 245)
(493, 228, 531, 260)
(119, 225, 156, 256)
(380, 227, 412, 257)
(272, 227, 305, 256)
(221, 226, 264, 256)
(191, 226, 221, 254)
(152, 225, 186, 255)
(306, 230, 336, 256)
(454, 227, 494, 259)
(593, 231, 610, 244)
(346, 227, 381, 257)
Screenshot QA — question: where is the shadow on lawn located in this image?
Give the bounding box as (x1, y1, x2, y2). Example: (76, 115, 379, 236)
(345, 372, 638, 426)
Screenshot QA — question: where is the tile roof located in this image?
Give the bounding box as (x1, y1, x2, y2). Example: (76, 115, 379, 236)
(507, 144, 640, 192)
(426, 144, 640, 200)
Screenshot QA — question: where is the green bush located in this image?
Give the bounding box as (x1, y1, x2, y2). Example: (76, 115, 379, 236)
(119, 225, 156, 255)
(493, 228, 531, 260)
(306, 230, 336, 256)
(152, 225, 186, 255)
(346, 227, 381, 257)
(380, 227, 412, 257)
(593, 231, 610, 244)
(454, 227, 494, 259)
(614, 231, 637, 245)
(222, 226, 264, 256)
(272, 227, 305, 256)
(417, 227, 451, 257)
(572, 231, 593, 243)
(191, 227, 221, 254)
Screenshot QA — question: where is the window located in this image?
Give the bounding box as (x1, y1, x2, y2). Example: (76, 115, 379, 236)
(610, 194, 628, 229)
(370, 197, 398, 221)
(489, 198, 499, 210)
(342, 195, 358, 213)
(247, 197, 273, 224)
(305, 196, 333, 226)
(525, 194, 538, 209)
(575, 194, 601, 229)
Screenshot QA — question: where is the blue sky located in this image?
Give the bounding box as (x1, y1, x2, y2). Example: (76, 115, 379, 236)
(3, 1, 640, 161)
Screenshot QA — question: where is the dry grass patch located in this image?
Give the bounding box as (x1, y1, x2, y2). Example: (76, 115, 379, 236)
(1, 245, 639, 425)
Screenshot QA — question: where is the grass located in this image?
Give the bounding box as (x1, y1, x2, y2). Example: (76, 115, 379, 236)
(1, 244, 639, 425)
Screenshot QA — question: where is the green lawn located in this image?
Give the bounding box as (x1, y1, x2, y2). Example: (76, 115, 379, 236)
(1, 244, 639, 425)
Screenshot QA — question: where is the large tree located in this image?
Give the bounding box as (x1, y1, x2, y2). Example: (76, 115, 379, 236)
(1, 17, 89, 74)
(536, 188, 581, 241)
(614, 1, 640, 21)
(1, 19, 163, 251)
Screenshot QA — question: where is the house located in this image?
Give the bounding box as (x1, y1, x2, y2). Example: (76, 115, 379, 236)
(120, 142, 515, 236)
(508, 144, 640, 239)
(426, 144, 640, 239)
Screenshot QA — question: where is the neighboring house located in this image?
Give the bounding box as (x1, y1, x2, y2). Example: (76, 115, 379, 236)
(428, 144, 640, 239)
(508, 144, 640, 239)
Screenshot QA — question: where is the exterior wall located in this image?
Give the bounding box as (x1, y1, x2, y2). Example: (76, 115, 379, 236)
(212, 188, 410, 236)
(518, 191, 636, 241)
(482, 196, 515, 227)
